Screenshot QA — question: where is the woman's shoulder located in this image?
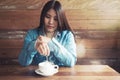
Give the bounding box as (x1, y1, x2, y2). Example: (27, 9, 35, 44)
(25, 28, 39, 38)
(61, 30, 73, 35)
(27, 28, 38, 33)
(24, 28, 39, 39)
(56, 30, 74, 39)
(26, 28, 39, 35)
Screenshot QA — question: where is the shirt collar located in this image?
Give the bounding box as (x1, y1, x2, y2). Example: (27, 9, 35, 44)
(38, 26, 61, 38)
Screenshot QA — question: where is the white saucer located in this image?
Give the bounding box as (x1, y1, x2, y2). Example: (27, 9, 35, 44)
(35, 69, 58, 76)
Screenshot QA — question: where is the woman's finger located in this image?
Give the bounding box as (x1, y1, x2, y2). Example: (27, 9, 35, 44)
(36, 41, 50, 56)
(42, 43, 47, 56)
(37, 44, 45, 55)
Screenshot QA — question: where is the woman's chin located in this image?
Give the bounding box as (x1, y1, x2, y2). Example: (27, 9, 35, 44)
(46, 30, 55, 33)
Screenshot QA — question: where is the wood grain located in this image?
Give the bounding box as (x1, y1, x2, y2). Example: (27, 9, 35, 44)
(0, 0, 47, 9)
(0, 39, 23, 48)
(0, 48, 20, 58)
(0, 10, 40, 30)
(0, 65, 119, 80)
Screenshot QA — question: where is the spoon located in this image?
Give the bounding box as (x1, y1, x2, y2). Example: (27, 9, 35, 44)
(46, 56, 49, 61)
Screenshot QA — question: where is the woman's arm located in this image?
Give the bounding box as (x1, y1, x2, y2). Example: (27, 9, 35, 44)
(18, 30, 37, 66)
(48, 31, 77, 67)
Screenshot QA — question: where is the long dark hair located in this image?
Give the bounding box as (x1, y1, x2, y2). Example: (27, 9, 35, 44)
(39, 0, 74, 33)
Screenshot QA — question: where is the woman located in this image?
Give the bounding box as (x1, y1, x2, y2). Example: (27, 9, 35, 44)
(18, 0, 77, 67)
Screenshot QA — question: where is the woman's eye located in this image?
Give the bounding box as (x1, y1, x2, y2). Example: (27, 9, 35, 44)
(54, 17, 58, 21)
(54, 18, 57, 21)
(45, 15, 50, 18)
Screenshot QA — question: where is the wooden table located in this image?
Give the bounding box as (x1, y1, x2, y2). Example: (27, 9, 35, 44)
(0, 65, 119, 80)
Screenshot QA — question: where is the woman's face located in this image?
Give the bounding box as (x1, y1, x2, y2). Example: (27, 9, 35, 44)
(44, 9, 58, 33)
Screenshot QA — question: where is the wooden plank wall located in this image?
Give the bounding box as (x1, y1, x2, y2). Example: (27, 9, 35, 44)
(0, 0, 120, 65)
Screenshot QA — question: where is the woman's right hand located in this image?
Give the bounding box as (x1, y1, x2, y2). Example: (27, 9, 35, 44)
(35, 36, 50, 56)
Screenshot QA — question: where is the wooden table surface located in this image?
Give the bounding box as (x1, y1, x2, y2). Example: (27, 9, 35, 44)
(0, 65, 119, 80)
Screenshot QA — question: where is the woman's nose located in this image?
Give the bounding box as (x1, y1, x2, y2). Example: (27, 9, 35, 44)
(49, 18, 54, 24)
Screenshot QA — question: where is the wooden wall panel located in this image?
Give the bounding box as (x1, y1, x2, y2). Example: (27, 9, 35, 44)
(75, 30, 119, 39)
(69, 20, 119, 30)
(0, 0, 47, 10)
(77, 49, 120, 58)
(76, 39, 117, 49)
(0, 48, 20, 58)
(117, 39, 120, 49)
(0, 10, 40, 30)
(0, 39, 23, 48)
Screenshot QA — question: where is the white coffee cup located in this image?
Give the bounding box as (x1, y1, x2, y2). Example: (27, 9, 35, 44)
(38, 61, 59, 75)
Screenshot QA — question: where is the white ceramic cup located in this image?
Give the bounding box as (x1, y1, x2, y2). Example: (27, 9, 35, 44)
(38, 61, 59, 75)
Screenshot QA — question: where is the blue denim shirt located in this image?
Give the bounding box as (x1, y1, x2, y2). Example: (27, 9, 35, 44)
(18, 28, 77, 67)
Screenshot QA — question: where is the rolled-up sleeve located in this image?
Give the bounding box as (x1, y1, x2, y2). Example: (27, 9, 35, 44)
(48, 31, 77, 67)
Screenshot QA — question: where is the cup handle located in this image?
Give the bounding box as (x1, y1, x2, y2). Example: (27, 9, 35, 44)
(54, 65, 59, 69)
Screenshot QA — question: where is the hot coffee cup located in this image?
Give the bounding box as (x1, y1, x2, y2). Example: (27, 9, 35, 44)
(38, 61, 59, 75)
